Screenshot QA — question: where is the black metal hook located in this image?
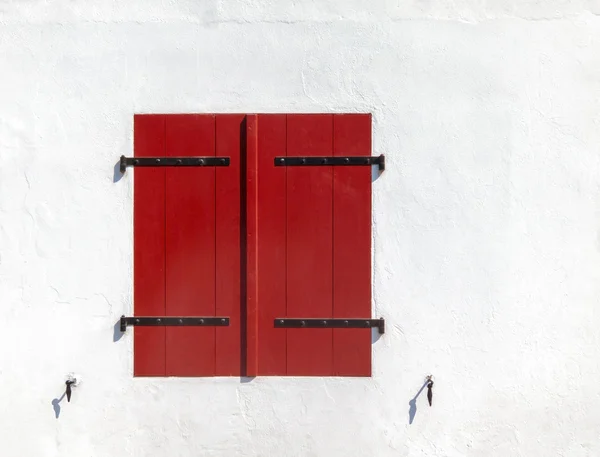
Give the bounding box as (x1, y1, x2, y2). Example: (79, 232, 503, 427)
(65, 380, 75, 402)
(426, 379, 433, 406)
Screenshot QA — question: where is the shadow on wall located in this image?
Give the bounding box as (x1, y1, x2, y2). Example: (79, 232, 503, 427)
(372, 164, 383, 182)
(51, 392, 66, 419)
(113, 319, 124, 342)
(408, 380, 429, 424)
(114, 160, 124, 183)
(371, 327, 382, 344)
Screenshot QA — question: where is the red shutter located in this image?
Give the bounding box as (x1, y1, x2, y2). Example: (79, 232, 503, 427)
(256, 114, 373, 376)
(133, 113, 374, 377)
(133, 114, 241, 377)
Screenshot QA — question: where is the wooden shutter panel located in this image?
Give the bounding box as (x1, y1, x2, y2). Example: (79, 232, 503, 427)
(332, 114, 372, 376)
(133, 114, 242, 377)
(255, 114, 374, 376)
(133, 115, 166, 376)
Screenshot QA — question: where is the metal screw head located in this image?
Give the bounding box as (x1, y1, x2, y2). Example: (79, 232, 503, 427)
(279, 158, 285, 164)
(199, 319, 205, 324)
(221, 158, 227, 165)
(156, 318, 161, 323)
(221, 318, 226, 324)
(135, 319, 140, 324)
(344, 320, 349, 326)
(176, 159, 182, 165)
(344, 158, 350, 163)
(364, 321, 370, 327)
(279, 319, 285, 324)
(322, 320, 327, 326)
(322, 158, 328, 164)
(300, 159, 306, 164)
(199, 159, 205, 165)
(133, 159, 139, 165)
(178, 319, 183, 324)
(300, 320, 306, 327)
(155, 159, 161, 163)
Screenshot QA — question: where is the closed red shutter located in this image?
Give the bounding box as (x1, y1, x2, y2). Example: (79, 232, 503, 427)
(131, 113, 375, 377)
(256, 114, 373, 376)
(133, 114, 242, 376)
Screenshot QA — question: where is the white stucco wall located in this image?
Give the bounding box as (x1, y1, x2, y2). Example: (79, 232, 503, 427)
(1, 1, 600, 455)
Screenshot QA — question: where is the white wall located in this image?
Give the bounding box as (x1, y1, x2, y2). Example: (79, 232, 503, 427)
(1, 1, 600, 455)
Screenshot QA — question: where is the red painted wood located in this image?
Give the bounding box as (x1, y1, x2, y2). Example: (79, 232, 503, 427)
(333, 114, 372, 376)
(286, 114, 334, 376)
(245, 115, 259, 377)
(133, 114, 166, 377)
(133, 112, 372, 378)
(215, 114, 243, 376)
(165, 115, 216, 376)
(255, 114, 287, 375)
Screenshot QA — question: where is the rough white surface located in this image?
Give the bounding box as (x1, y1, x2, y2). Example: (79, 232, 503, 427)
(1, 1, 600, 456)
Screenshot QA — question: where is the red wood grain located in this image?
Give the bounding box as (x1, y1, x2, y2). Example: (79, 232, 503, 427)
(255, 114, 287, 375)
(286, 114, 334, 376)
(165, 115, 216, 376)
(245, 115, 259, 376)
(333, 114, 373, 376)
(133, 114, 166, 376)
(215, 114, 243, 376)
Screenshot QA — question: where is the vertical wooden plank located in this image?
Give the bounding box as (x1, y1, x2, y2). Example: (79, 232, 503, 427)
(286, 114, 334, 376)
(133, 114, 166, 377)
(333, 114, 373, 376)
(245, 115, 259, 377)
(255, 114, 287, 375)
(215, 115, 243, 376)
(165, 114, 216, 376)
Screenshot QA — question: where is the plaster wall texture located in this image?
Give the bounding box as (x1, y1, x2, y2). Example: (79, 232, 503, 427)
(1, 1, 599, 456)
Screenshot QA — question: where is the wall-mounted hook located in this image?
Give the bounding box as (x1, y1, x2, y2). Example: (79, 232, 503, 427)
(426, 375, 434, 406)
(65, 380, 75, 402)
(64, 373, 80, 403)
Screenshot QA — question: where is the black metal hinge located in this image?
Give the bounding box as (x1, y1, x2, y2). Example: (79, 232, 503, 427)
(120, 155, 230, 173)
(274, 155, 385, 171)
(274, 318, 385, 334)
(120, 316, 230, 332)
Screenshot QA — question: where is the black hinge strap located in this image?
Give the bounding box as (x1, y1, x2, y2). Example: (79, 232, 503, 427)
(120, 155, 230, 173)
(274, 155, 385, 171)
(120, 316, 229, 332)
(274, 318, 385, 334)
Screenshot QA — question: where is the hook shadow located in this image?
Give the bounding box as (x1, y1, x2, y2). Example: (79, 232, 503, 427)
(371, 327, 382, 344)
(113, 319, 124, 342)
(51, 392, 66, 419)
(113, 161, 124, 183)
(371, 164, 383, 182)
(408, 380, 429, 425)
